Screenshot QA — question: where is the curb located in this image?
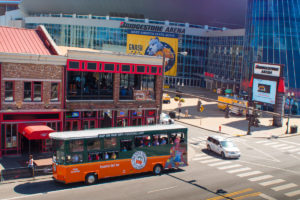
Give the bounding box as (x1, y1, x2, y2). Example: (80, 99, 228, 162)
(0, 175, 52, 185)
(174, 119, 300, 139)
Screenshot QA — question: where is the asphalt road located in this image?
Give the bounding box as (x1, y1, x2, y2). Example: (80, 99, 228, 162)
(0, 122, 299, 200)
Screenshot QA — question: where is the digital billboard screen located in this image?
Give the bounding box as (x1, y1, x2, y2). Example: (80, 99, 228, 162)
(252, 79, 277, 104)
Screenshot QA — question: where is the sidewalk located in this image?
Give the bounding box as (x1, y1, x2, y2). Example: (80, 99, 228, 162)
(163, 87, 300, 138)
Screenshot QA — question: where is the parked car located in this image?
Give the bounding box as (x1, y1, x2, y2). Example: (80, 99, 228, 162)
(159, 113, 174, 124)
(206, 136, 240, 159)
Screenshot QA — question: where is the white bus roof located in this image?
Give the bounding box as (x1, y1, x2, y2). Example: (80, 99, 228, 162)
(49, 124, 187, 140)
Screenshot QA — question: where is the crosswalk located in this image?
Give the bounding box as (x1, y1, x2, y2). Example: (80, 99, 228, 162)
(188, 136, 244, 149)
(192, 152, 300, 198)
(255, 140, 300, 155)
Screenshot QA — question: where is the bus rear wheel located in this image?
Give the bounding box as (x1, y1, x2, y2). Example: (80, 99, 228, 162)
(85, 173, 97, 185)
(153, 164, 163, 175)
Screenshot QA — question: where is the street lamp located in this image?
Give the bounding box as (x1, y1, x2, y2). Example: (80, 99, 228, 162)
(160, 51, 187, 114)
(285, 92, 295, 134)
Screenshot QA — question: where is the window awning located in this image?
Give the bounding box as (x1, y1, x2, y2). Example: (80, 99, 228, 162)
(21, 125, 54, 140)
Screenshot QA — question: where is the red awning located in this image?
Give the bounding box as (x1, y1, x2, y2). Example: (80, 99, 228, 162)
(21, 125, 54, 140)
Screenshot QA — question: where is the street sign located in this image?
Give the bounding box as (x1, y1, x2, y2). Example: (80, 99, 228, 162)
(200, 105, 204, 112)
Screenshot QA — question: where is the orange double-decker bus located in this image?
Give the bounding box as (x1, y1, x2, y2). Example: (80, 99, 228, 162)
(49, 124, 188, 184)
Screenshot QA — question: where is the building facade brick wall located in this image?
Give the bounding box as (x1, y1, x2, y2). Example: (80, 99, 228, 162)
(1, 62, 64, 111)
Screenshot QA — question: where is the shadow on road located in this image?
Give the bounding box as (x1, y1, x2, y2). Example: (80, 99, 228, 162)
(13, 170, 183, 195)
(166, 173, 234, 200)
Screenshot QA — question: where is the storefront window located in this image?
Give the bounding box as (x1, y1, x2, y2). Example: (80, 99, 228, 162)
(24, 82, 32, 102)
(50, 83, 59, 101)
(33, 82, 42, 101)
(120, 74, 135, 100)
(67, 71, 113, 100)
(5, 81, 14, 102)
(5, 124, 17, 148)
(100, 110, 112, 128)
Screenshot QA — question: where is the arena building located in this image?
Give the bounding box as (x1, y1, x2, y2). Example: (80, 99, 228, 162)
(0, 0, 299, 112)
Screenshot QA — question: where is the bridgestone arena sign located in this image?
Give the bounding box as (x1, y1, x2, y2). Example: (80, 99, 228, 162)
(120, 22, 185, 34)
(254, 63, 281, 77)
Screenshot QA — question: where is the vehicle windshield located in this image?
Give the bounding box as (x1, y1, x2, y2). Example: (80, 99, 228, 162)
(161, 113, 170, 119)
(221, 141, 236, 148)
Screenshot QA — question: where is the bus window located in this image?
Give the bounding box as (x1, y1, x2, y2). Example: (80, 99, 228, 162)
(87, 139, 101, 151)
(159, 134, 168, 145)
(56, 150, 65, 164)
(71, 153, 83, 163)
(135, 136, 150, 147)
(69, 140, 84, 152)
(104, 137, 117, 149)
(104, 151, 119, 160)
(170, 133, 185, 144)
(88, 152, 102, 161)
(120, 139, 132, 151)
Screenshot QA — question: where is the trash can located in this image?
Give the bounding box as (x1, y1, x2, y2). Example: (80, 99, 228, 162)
(290, 125, 298, 134)
(169, 111, 176, 119)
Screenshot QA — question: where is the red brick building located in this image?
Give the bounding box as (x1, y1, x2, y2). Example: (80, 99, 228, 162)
(0, 26, 163, 158)
(0, 25, 65, 157)
(61, 48, 163, 132)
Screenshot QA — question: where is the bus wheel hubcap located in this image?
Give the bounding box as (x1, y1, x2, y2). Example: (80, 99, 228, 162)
(88, 175, 95, 184)
(155, 166, 161, 174)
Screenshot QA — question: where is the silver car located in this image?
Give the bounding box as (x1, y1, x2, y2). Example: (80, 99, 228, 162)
(206, 136, 240, 159)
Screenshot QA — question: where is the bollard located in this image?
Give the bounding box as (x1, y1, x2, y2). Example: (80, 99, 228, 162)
(219, 125, 221, 132)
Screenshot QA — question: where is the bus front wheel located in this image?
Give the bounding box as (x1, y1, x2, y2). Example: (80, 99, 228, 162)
(85, 173, 97, 185)
(153, 164, 163, 175)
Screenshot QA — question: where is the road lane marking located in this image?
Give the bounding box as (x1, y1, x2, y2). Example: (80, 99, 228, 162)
(259, 179, 285, 186)
(271, 183, 297, 191)
(272, 144, 288, 148)
(227, 167, 251, 174)
(217, 164, 242, 170)
(233, 192, 261, 200)
(256, 141, 269, 144)
(279, 146, 295, 150)
(285, 189, 300, 197)
(240, 142, 280, 162)
(263, 142, 279, 146)
(259, 193, 277, 200)
(208, 161, 232, 166)
(147, 186, 177, 193)
(206, 188, 253, 200)
(248, 175, 273, 182)
(194, 153, 206, 157)
(237, 171, 262, 177)
(239, 160, 299, 175)
(200, 159, 220, 164)
(192, 156, 211, 161)
(287, 148, 300, 153)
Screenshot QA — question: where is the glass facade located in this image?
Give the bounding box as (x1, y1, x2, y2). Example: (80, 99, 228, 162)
(25, 15, 232, 89)
(243, 0, 299, 112)
(206, 36, 244, 92)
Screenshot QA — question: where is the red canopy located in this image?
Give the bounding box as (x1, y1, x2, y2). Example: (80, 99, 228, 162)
(21, 125, 54, 140)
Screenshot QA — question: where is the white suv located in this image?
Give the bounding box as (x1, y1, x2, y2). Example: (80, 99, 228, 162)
(206, 136, 240, 159)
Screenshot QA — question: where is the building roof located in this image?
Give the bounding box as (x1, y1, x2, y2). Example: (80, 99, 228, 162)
(0, 26, 55, 55)
(0, 0, 20, 4)
(19, 0, 247, 29)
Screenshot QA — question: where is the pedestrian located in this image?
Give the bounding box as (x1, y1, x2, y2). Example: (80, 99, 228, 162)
(185, 109, 189, 118)
(27, 155, 34, 177)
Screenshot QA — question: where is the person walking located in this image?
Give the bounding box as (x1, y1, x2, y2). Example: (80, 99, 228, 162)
(27, 155, 34, 177)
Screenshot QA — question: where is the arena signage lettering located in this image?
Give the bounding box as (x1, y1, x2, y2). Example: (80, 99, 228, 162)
(254, 63, 280, 77)
(120, 22, 185, 34)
